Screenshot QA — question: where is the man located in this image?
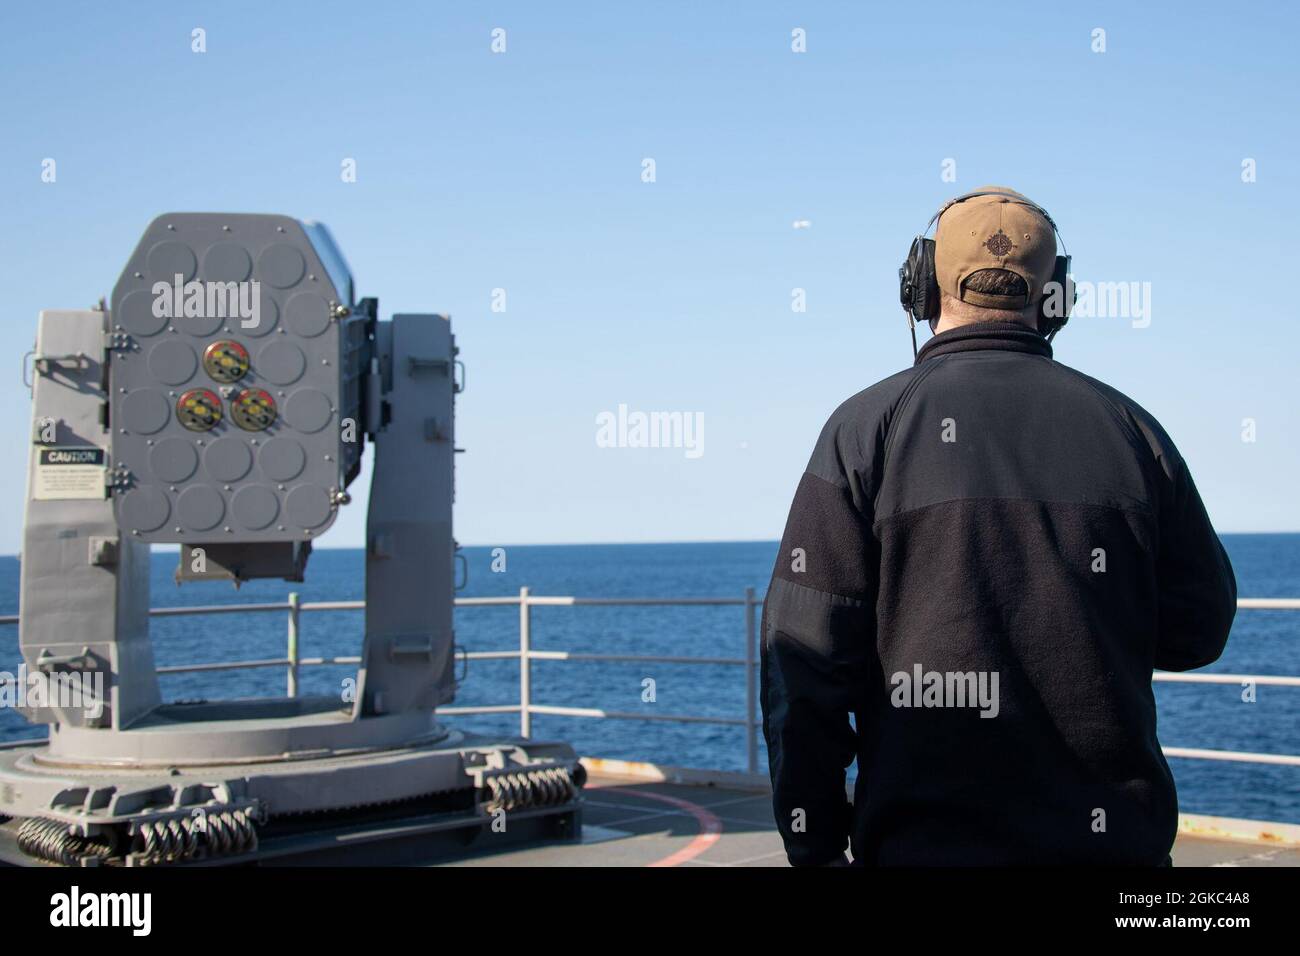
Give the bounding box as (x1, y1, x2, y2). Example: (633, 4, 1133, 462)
(760, 187, 1237, 866)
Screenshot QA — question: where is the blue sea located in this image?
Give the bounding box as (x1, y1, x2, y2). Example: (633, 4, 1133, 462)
(2, 536, 1297, 824)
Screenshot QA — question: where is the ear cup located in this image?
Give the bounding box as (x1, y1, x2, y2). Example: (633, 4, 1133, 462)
(1038, 254, 1074, 337)
(899, 237, 939, 326)
(899, 237, 921, 313)
(917, 238, 939, 323)
(1058, 255, 1074, 319)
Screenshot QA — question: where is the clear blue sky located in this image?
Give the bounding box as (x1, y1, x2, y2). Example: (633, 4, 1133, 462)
(0, 1, 1295, 553)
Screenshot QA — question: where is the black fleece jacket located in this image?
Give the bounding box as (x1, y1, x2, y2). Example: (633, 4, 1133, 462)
(760, 323, 1237, 866)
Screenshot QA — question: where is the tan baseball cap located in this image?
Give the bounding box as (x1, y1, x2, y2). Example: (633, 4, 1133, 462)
(934, 186, 1057, 309)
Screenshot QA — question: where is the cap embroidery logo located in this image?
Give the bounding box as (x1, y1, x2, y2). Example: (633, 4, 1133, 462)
(983, 229, 1015, 257)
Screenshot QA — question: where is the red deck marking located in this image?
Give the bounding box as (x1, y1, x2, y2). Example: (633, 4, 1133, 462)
(613, 787, 723, 867)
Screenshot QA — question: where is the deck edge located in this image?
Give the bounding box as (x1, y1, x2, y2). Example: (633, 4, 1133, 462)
(580, 756, 770, 792)
(580, 757, 1300, 849)
(1178, 812, 1300, 847)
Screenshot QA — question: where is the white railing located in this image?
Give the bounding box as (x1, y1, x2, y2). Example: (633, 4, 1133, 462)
(2, 592, 1298, 776)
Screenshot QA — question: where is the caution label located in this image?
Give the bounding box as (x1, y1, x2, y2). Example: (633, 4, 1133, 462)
(34, 447, 106, 500)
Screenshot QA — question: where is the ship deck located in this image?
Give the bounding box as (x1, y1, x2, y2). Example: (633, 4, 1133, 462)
(437, 759, 1300, 867)
(1, 754, 1295, 868)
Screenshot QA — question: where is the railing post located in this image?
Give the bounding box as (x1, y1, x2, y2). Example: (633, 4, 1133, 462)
(519, 586, 531, 738)
(745, 586, 757, 775)
(287, 592, 300, 699)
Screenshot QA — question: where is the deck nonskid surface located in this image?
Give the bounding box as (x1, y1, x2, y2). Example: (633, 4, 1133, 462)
(440, 772, 1300, 867)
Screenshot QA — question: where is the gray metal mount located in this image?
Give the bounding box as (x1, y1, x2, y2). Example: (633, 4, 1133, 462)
(0, 215, 582, 866)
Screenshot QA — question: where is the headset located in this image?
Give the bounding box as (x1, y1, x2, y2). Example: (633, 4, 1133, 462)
(898, 190, 1074, 359)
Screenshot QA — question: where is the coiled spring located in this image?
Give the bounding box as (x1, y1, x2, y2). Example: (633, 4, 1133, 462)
(15, 807, 258, 867)
(131, 808, 258, 866)
(16, 816, 115, 866)
(482, 766, 579, 814)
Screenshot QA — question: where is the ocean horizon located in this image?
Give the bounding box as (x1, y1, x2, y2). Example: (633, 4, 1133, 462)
(2, 534, 1297, 824)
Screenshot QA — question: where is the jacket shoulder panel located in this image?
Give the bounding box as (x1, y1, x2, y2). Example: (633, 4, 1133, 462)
(1052, 363, 1185, 482)
(806, 364, 936, 510)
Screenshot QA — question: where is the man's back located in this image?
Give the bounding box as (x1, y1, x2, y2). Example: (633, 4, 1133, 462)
(760, 322, 1237, 865)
